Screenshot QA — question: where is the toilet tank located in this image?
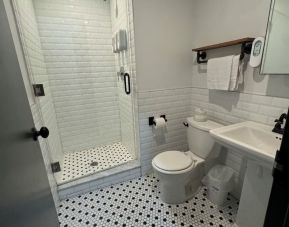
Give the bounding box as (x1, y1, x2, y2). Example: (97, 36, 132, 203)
(187, 117, 223, 159)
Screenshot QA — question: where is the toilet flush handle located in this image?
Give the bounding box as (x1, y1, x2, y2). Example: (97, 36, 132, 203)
(183, 122, 189, 127)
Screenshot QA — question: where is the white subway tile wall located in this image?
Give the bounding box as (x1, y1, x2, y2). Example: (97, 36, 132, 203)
(138, 88, 192, 175)
(190, 87, 289, 198)
(13, 0, 63, 206)
(111, 0, 137, 159)
(58, 85, 194, 199)
(33, 0, 121, 153)
(58, 161, 141, 200)
(190, 87, 289, 127)
(52, 0, 140, 199)
(136, 86, 289, 198)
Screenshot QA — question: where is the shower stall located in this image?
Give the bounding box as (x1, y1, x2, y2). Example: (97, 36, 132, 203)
(12, 0, 138, 186)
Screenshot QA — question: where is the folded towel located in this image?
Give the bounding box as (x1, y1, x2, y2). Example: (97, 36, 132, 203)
(207, 55, 243, 91)
(229, 54, 241, 91)
(207, 55, 235, 90)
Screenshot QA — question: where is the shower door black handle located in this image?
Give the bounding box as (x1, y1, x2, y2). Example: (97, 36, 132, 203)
(32, 127, 49, 141)
(124, 73, 131, 95)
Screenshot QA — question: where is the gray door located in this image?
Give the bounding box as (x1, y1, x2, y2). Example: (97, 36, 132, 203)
(0, 2, 59, 227)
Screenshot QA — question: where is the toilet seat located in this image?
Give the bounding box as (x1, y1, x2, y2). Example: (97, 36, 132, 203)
(152, 151, 198, 174)
(152, 150, 206, 203)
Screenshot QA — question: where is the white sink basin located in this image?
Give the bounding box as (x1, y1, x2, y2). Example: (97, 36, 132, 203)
(210, 121, 282, 163)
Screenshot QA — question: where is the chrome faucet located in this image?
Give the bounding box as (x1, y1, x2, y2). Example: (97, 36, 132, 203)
(272, 113, 287, 134)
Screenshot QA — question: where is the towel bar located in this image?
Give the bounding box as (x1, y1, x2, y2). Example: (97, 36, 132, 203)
(192, 37, 254, 64)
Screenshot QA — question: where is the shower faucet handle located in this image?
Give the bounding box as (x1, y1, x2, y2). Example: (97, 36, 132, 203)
(117, 66, 125, 79)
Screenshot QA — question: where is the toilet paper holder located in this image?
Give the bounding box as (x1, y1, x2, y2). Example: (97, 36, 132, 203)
(148, 115, 167, 126)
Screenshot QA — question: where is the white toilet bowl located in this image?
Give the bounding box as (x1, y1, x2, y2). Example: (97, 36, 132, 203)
(152, 150, 204, 204)
(152, 118, 223, 204)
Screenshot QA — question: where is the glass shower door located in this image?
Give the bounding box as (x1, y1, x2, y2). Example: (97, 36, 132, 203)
(12, 0, 138, 185)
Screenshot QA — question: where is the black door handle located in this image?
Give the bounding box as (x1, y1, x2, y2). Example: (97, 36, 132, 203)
(32, 127, 49, 141)
(124, 73, 131, 95)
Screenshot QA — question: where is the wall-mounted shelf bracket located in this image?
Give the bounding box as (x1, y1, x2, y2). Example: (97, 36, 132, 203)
(240, 42, 253, 60)
(192, 37, 254, 64)
(197, 51, 208, 64)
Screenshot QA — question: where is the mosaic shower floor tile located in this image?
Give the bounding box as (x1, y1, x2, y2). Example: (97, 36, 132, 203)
(58, 142, 133, 184)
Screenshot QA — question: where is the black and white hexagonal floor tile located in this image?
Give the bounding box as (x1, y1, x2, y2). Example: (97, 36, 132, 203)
(58, 175, 238, 226)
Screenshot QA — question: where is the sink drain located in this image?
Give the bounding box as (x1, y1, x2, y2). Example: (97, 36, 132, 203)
(90, 161, 98, 167)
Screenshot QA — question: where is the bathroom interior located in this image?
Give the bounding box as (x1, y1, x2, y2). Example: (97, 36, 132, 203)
(1, 0, 289, 226)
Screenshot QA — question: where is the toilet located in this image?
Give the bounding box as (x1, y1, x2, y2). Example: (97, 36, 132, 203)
(152, 117, 223, 204)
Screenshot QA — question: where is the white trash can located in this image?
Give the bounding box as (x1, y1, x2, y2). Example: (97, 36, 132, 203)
(202, 165, 234, 206)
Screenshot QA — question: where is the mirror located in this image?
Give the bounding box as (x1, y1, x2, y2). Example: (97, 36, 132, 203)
(261, 0, 289, 74)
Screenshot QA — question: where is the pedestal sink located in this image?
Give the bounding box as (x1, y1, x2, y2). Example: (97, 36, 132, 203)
(210, 121, 282, 163)
(210, 121, 283, 227)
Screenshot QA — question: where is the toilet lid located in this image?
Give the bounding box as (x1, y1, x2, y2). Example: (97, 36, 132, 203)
(153, 151, 193, 171)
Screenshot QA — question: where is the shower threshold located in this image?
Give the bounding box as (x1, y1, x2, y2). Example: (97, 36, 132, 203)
(55, 142, 134, 185)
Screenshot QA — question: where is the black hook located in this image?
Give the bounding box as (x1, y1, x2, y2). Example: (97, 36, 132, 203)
(183, 122, 189, 127)
(240, 43, 252, 60)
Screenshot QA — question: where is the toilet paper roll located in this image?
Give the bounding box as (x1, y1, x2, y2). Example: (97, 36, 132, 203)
(153, 117, 166, 129)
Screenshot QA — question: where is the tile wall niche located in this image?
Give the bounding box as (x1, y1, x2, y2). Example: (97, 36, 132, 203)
(33, 0, 121, 153)
(110, 0, 138, 159)
(12, 0, 62, 207)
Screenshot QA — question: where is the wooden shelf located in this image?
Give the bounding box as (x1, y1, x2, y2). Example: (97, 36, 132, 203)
(192, 37, 254, 52)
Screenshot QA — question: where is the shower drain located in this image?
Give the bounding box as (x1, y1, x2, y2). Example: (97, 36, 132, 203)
(90, 161, 98, 167)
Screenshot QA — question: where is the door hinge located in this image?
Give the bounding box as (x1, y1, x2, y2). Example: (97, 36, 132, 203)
(51, 162, 61, 173)
(33, 84, 45, 97)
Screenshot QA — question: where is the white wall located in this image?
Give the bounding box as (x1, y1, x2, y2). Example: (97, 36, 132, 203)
(10, 0, 289, 201)
(190, 0, 289, 127)
(133, 0, 289, 198)
(191, 0, 289, 99)
(132, 0, 195, 174)
(133, 0, 195, 91)
(138, 88, 191, 174)
(190, 0, 289, 198)
(191, 0, 271, 48)
(33, 0, 121, 153)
